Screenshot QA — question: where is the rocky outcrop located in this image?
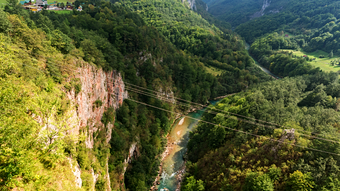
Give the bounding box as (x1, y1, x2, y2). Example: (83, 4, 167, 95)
(250, 0, 282, 20)
(182, 0, 196, 10)
(67, 62, 128, 148)
(272, 129, 295, 153)
(123, 142, 139, 171)
(250, 0, 271, 19)
(188, 0, 196, 10)
(66, 61, 128, 190)
(67, 158, 82, 188)
(156, 87, 176, 104)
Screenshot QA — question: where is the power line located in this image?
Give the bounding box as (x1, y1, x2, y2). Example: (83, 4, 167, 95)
(125, 85, 340, 144)
(126, 82, 319, 136)
(127, 98, 340, 157)
(127, 83, 340, 141)
(10, 54, 340, 143)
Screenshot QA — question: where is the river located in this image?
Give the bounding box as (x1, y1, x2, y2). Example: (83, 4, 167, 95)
(156, 42, 277, 190)
(157, 110, 204, 191)
(157, 101, 220, 191)
(245, 42, 280, 79)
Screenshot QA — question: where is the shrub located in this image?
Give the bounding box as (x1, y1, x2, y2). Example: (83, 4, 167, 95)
(94, 99, 103, 108)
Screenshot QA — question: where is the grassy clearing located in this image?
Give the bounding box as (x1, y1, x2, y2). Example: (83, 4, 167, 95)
(280, 49, 340, 72)
(52, 10, 72, 14)
(205, 65, 224, 76)
(0, 0, 7, 6)
(47, 0, 75, 4)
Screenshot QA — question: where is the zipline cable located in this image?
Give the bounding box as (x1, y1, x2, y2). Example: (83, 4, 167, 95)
(125, 85, 340, 144)
(127, 98, 340, 157)
(11, 55, 340, 143)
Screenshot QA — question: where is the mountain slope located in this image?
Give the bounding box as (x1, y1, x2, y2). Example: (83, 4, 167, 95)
(203, 0, 291, 27)
(184, 72, 340, 190)
(118, 0, 272, 94)
(0, 3, 226, 190)
(0, 0, 274, 189)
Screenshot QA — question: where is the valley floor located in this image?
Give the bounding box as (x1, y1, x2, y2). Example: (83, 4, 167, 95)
(280, 49, 340, 72)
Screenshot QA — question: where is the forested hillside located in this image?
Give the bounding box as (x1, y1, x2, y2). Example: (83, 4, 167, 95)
(5, 0, 340, 190)
(235, 0, 340, 43)
(184, 72, 340, 190)
(181, 0, 340, 190)
(116, 0, 272, 93)
(203, 0, 290, 27)
(0, 0, 273, 189)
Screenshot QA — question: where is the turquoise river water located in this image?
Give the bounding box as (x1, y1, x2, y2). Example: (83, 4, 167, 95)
(158, 101, 219, 191)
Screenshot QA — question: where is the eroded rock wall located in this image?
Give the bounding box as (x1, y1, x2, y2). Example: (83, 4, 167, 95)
(67, 62, 128, 148)
(66, 62, 128, 190)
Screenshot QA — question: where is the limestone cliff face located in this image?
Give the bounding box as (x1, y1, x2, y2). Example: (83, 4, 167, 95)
(182, 0, 196, 10)
(188, 0, 196, 10)
(67, 62, 128, 147)
(66, 62, 128, 190)
(250, 0, 282, 20)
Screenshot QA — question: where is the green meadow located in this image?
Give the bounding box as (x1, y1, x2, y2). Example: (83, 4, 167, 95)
(281, 49, 340, 72)
(52, 10, 72, 14)
(0, 0, 7, 6)
(205, 65, 223, 76)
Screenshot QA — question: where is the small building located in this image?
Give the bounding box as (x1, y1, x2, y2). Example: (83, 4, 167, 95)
(35, 0, 47, 6)
(285, 34, 289, 38)
(77, 5, 82, 11)
(20, 0, 30, 5)
(303, 55, 307, 57)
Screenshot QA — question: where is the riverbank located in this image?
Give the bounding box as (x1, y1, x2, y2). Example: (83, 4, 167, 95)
(150, 113, 183, 191)
(151, 108, 205, 191)
(245, 42, 280, 79)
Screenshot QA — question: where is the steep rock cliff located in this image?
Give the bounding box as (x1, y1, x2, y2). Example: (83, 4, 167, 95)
(66, 62, 128, 190)
(183, 0, 196, 10)
(67, 62, 127, 147)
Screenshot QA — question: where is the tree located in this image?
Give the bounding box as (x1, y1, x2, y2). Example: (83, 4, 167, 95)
(80, 39, 105, 67)
(183, 176, 205, 191)
(4, 0, 22, 14)
(208, 124, 226, 148)
(286, 171, 314, 191)
(50, 30, 74, 54)
(243, 173, 274, 191)
(329, 50, 334, 58)
(0, 9, 11, 34)
(74, 0, 80, 9)
(184, 176, 205, 191)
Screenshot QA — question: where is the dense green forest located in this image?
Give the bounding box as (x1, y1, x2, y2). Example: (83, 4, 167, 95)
(184, 72, 340, 190)
(234, 0, 340, 43)
(4, 0, 340, 190)
(204, 0, 340, 43)
(114, 0, 272, 91)
(0, 0, 272, 190)
(180, 0, 340, 190)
